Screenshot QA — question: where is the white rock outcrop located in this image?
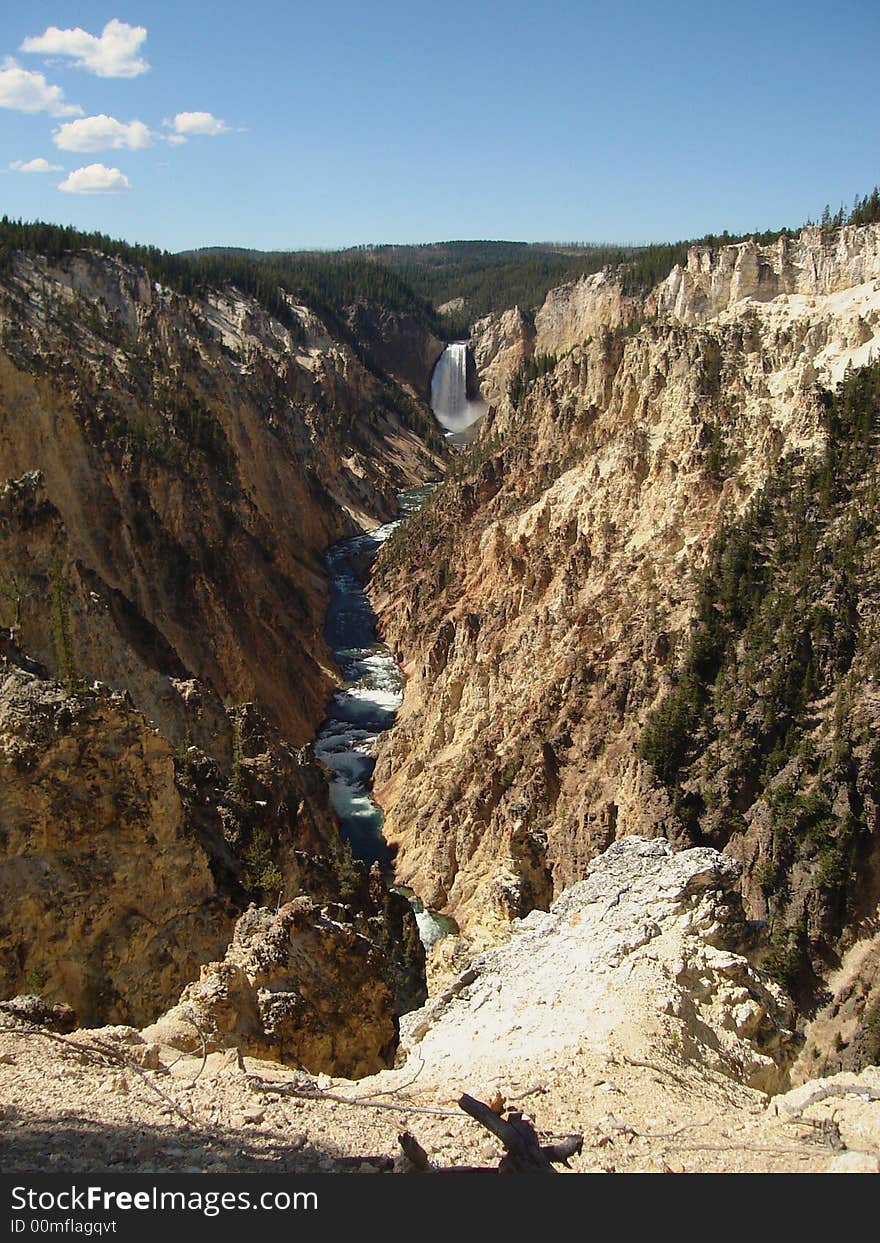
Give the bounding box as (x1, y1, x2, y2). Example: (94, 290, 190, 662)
(398, 837, 798, 1093)
(653, 224, 880, 322)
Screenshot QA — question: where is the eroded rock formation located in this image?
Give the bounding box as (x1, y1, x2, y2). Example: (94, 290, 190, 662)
(371, 223, 880, 1067)
(0, 665, 230, 1025)
(0, 244, 440, 1044)
(144, 898, 398, 1077)
(399, 837, 798, 1095)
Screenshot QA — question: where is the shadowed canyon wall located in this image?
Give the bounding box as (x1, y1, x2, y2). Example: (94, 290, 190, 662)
(0, 247, 440, 1052)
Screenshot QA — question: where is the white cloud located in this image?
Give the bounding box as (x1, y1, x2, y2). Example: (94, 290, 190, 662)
(53, 114, 152, 153)
(10, 157, 63, 173)
(58, 163, 131, 194)
(0, 58, 82, 116)
(20, 19, 148, 79)
(168, 111, 230, 140)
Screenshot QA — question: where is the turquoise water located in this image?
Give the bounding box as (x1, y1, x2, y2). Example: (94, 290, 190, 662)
(313, 487, 456, 947)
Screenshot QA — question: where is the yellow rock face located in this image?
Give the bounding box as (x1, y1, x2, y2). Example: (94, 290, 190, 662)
(372, 223, 880, 954)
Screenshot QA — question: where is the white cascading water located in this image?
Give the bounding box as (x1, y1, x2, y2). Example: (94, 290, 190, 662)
(430, 342, 488, 435)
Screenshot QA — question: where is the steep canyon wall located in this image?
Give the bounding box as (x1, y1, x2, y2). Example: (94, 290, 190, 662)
(0, 247, 442, 1051)
(372, 224, 880, 1065)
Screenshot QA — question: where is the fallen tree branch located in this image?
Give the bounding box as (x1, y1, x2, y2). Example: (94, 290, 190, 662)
(772, 1082, 880, 1118)
(395, 1096, 584, 1173)
(542, 1136, 584, 1165)
(633, 1117, 716, 1140)
(667, 1141, 815, 1155)
(338, 1051, 426, 1102)
(619, 1054, 693, 1090)
(507, 1084, 548, 1103)
(458, 1093, 582, 1172)
(398, 1131, 432, 1171)
(0, 1024, 199, 1128)
(780, 1117, 845, 1150)
(181, 1009, 208, 1086)
(245, 1074, 463, 1117)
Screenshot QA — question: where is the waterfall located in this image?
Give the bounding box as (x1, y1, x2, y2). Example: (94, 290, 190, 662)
(430, 343, 487, 435)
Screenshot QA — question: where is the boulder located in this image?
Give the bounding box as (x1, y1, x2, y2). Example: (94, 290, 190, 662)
(144, 898, 398, 1078)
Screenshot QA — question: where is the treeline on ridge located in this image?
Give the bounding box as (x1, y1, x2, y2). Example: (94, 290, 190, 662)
(0, 216, 442, 341)
(348, 186, 880, 326)
(3, 185, 878, 341)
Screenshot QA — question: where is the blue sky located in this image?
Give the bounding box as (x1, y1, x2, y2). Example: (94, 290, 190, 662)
(0, 1, 878, 252)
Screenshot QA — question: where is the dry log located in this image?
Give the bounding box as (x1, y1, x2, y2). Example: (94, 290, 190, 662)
(395, 1095, 584, 1173)
(458, 1093, 582, 1173)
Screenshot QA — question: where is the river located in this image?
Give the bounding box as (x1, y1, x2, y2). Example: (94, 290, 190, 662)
(313, 486, 456, 948)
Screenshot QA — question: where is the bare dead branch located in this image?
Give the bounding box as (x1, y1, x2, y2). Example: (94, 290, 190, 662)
(245, 1073, 463, 1117)
(458, 1093, 582, 1173)
(0, 1024, 199, 1128)
(772, 1082, 880, 1118)
(620, 1054, 694, 1090)
(542, 1136, 583, 1165)
(181, 1009, 208, 1085)
(398, 1131, 432, 1171)
(507, 1083, 548, 1103)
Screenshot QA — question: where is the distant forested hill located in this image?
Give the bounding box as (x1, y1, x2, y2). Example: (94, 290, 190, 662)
(7, 185, 877, 341)
(184, 239, 626, 334)
(162, 186, 880, 334)
(0, 217, 441, 340)
(190, 239, 641, 334)
(188, 231, 797, 337)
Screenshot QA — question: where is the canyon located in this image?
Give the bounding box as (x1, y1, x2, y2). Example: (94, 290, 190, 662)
(1, 220, 880, 1171)
(373, 223, 880, 1062)
(0, 243, 443, 1050)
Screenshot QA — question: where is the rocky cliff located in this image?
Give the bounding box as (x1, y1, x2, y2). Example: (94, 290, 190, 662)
(398, 837, 798, 1095)
(371, 223, 880, 1062)
(144, 898, 399, 1077)
(470, 306, 536, 408)
(0, 241, 440, 1043)
(0, 664, 229, 1026)
(9, 835, 877, 1174)
(470, 224, 880, 406)
(343, 303, 445, 404)
(0, 250, 446, 754)
(652, 224, 880, 323)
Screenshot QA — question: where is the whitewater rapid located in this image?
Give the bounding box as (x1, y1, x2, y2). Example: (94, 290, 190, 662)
(313, 488, 456, 948)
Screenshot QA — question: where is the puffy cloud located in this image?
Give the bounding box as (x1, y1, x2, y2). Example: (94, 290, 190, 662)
(10, 157, 63, 173)
(20, 19, 148, 79)
(0, 58, 82, 116)
(53, 114, 152, 153)
(58, 163, 131, 194)
(168, 111, 230, 140)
